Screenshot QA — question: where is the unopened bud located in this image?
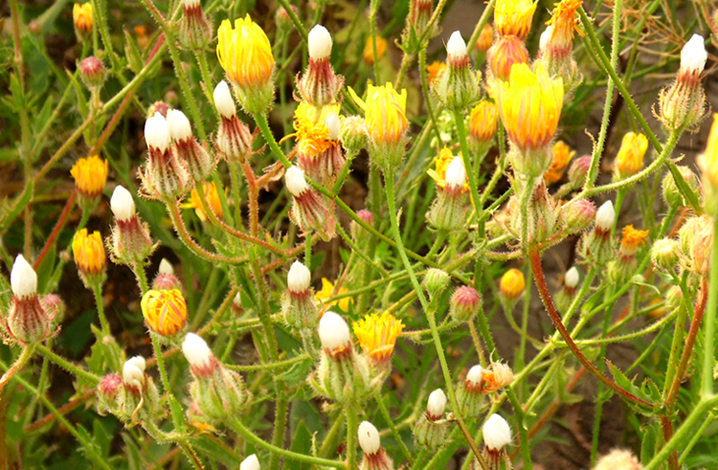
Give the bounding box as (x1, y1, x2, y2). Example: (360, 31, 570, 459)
(308, 25, 332, 60)
(565, 267, 579, 288)
(595, 200, 615, 231)
(182, 332, 214, 372)
(286, 166, 310, 196)
(594, 449, 641, 470)
(213, 81, 237, 118)
(79, 56, 107, 89)
(447, 31, 467, 59)
(483, 414, 512, 451)
(123, 356, 146, 392)
(358, 421, 381, 455)
(110, 185, 136, 221)
(426, 388, 447, 420)
(167, 109, 193, 142)
(423, 268, 450, 297)
(445, 157, 466, 189)
(681, 34, 707, 75)
(288, 261, 311, 293)
(240, 454, 260, 470)
(11, 254, 37, 299)
(662, 166, 698, 207)
(325, 114, 341, 141)
(318, 311, 351, 353)
(340, 116, 368, 153)
(651, 238, 679, 272)
(449, 286, 481, 322)
(144, 112, 171, 153)
(500, 269, 525, 300)
(561, 199, 596, 235)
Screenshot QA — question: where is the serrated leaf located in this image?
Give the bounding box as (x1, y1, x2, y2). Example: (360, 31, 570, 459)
(640, 421, 658, 462)
(607, 360, 654, 415)
(168, 394, 187, 433)
(276, 359, 313, 389)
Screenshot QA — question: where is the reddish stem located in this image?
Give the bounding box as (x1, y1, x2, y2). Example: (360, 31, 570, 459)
(661, 415, 679, 470)
(529, 249, 654, 408)
(33, 189, 77, 270)
(240, 162, 260, 237)
(24, 390, 95, 433)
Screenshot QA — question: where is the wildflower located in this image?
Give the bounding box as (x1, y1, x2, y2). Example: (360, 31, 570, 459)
(286, 166, 336, 240)
(240, 455, 260, 470)
(469, 101, 498, 144)
(426, 61, 447, 86)
(315, 277, 352, 312)
(698, 114, 718, 215)
(414, 389, 450, 448)
(449, 286, 482, 322)
(4, 255, 56, 345)
(660, 34, 707, 131)
(494, 0, 537, 40)
(109, 185, 155, 265)
(120, 356, 161, 423)
(495, 62, 564, 176)
(79, 57, 108, 89)
(544, 140, 575, 184)
(139, 112, 192, 200)
(651, 238, 679, 272)
(217, 16, 275, 114)
(359, 421, 395, 470)
(546, 0, 583, 48)
(213, 81, 254, 163)
(487, 34, 529, 82)
(407, 0, 434, 39)
(292, 102, 340, 156)
(71, 155, 108, 208)
(433, 31, 481, 110)
(283, 261, 319, 330)
(349, 83, 408, 168)
(135, 25, 150, 49)
(561, 198, 596, 235)
(427, 154, 469, 231)
(340, 116, 368, 153)
(427, 148, 469, 192)
(178, 0, 210, 50)
(73, 3, 93, 38)
(352, 311, 405, 364)
(296, 113, 346, 187)
(140, 289, 188, 337)
(619, 225, 649, 257)
(182, 182, 225, 222)
(456, 365, 485, 418)
(500, 269, 525, 300)
(614, 132, 648, 180)
(579, 200, 616, 266)
(362, 36, 387, 65)
(296, 25, 344, 107)
(477, 23, 494, 53)
(167, 109, 214, 181)
(481, 414, 513, 470)
(72, 229, 107, 286)
(540, 0, 583, 89)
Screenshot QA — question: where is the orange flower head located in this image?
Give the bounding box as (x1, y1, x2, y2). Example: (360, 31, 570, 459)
(71, 155, 108, 198)
(469, 101, 498, 143)
(73, 3, 93, 34)
(427, 61, 447, 86)
(182, 182, 225, 222)
(427, 147, 469, 193)
(72, 229, 106, 276)
(477, 23, 494, 52)
(500, 268, 525, 299)
(292, 103, 341, 156)
(349, 83, 408, 148)
(141, 289, 188, 337)
(494, 0, 537, 40)
(544, 140, 575, 184)
(352, 311, 404, 363)
(362, 36, 387, 65)
(699, 113, 718, 187)
(620, 225, 649, 256)
(315, 278, 352, 312)
(614, 132, 648, 179)
(546, 0, 584, 48)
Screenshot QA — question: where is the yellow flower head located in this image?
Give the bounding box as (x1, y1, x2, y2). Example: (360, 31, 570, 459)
(477, 23, 494, 53)
(291, 103, 341, 156)
(427, 148, 469, 193)
(494, 0, 537, 40)
(350, 83, 408, 148)
(500, 268, 525, 299)
(315, 278, 352, 312)
(73, 3, 93, 34)
(141, 289, 188, 337)
(362, 36, 387, 65)
(469, 101, 498, 143)
(352, 311, 404, 363)
(427, 61, 447, 86)
(620, 225, 649, 256)
(614, 132, 648, 179)
(698, 113, 718, 187)
(546, 0, 584, 47)
(217, 16, 274, 90)
(544, 140, 575, 184)
(495, 62, 564, 152)
(182, 182, 225, 222)
(71, 155, 108, 198)
(72, 229, 106, 276)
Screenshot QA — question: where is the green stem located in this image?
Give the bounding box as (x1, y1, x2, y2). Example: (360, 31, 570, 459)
(0, 345, 36, 394)
(701, 215, 718, 398)
(133, 263, 149, 294)
(453, 110, 482, 223)
(150, 333, 171, 393)
(375, 394, 413, 464)
(369, 0, 381, 83)
(92, 281, 111, 336)
(506, 388, 533, 470)
(35, 344, 100, 385)
(418, 49, 443, 144)
(253, 113, 292, 167)
(346, 404, 358, 470)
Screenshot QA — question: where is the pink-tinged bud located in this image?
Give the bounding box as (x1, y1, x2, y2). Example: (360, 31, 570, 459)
(476, 23, 493, 53)
(357, 209, 374, 225)
(182, 332, 219, 377)
(567, 154, 591, 188)
(97, 373, 124, 415)
(275, 5, 297, 31)
(296, 25, 344, 106)
(41, 294, 65, 324)
(79, 56, 107, 89)
(561, 198, 596, 235)
(110, 186, 155, 265)
(286, 166, 336, 240)
(449, 286, 482, 322)
(487, 35, 529, 82)
(351, 209, 375, 242)
(168, 109, 214, 181)
(178, 0, 210, 50)
(4, 255, 56, 345)
(153, 259, 182, 291)
(214, 83, 254, 164)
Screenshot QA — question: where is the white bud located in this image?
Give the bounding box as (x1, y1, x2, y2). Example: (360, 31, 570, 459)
(11, 254, 37, 298)
(445, 157, 466, 189)
(447, 31, 467, 59)
(539, 25, 553, 53)
(466, 365, 484, 386)
(239, 454, 260, 470)
(233, 291, 242, 307)
(565, 267, 579, 288)
(308, 25, 332, 60)
(167, 109, 193, 142)
(427, 388, 447, 417)
(144, 112, 171, 153)
(595, 200, 615, 231)
(182, 333, 213, 369)
(325, 114, 341, 141)
(110, 185, 136, 221)
(358, 421, 381, 455)
(483, 414, 512, 451)
(681, 34, 707, 74)
(318, 311, 350, 351)
(214, 80, 237, 119)
(181, 0, 200, 8)
(123, 356, 146, 389)
(287, 261, 311, 293)
(158, 258, 174, 275)
(285, 166, 309, 196)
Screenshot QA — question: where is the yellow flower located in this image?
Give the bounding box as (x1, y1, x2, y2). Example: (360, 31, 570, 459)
(349, 83, 408, 147)
(362, 36, 387, 65)
(352, 311, 404, 363)
(614, 132, 648, 179)
(217, 16, 274, 90)
(544, 140, 575, 184)
(427, 61, 447, 86)
(291, 102, 341, 156)
(477, 23, 494, 53)
(182, 182, 225, 222)
(494, 0, 537, 40)
(500, 268, 525, 299)
(620, 225, 649, 256)
(73, 3, 93, 34)
(72, 229, 106, 276)
(469, 101, 498, 143)
(141, 289, 188, 337)
(315, 278, 352, 312)
(71, 155, 108, 198)
(427, 148, 468, 193)
(495, 62, 564, 152)
(546, 0, 584, 48)
(699, 114, 718, 214)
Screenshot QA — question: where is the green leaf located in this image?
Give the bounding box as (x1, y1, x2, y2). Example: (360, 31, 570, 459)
(607, 360, 654, 415)
(168, 394, 187, 433)
(640, 421, 658, 463)
(287, 420, 313, 470)
(190, 435, 244, 467)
